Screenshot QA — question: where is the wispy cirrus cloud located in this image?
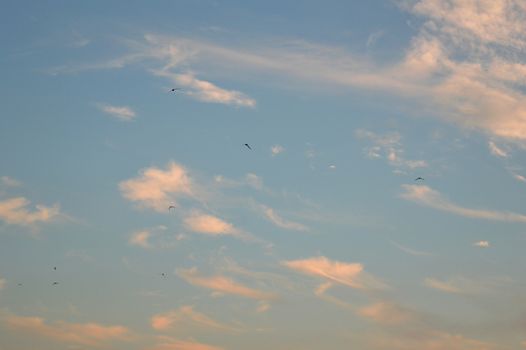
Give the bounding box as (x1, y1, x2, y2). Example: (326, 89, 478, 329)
(0, 196, 62, 228)
(151, 306, 239, 332)
(283, 256, 386, 290)
(488, 141, 509, 158)
(97, 103, 136, 121)
(401, 184, 526, 222)
(260, 205, 309, 232)
(119, 162, 196, 212)
(358, 302, 414, 325)
(147, 336, 224, 350)
(177, 267, 276, 300)
(355, 129, 427, 171)
(6, 315, 130, 346)
(154, 70, 255, 107)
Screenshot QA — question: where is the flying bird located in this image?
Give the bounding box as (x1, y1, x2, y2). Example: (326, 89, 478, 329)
(52, 282, 59, 285)
(53, 267, 57, 271)
(244, 143, 252, 150)
(168, 205, 175, 211)
(161, 273, 166, 278)
(415, 177, 424, 181)
(170, 88, 182, 93)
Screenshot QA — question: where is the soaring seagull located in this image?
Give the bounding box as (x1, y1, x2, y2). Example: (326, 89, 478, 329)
(244, 143, 252, 150)
(415, 177, 424, 181)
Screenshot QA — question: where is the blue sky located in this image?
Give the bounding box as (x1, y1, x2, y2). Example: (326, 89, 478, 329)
(2, 1, 526, 349)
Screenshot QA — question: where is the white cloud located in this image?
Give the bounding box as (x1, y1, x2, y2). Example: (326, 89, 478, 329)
(1, 176, 21, 188)
(0, 197, 61, 227)
(488, 141, 508, 158)
(401, 184, 526, 222)
(355, 129, 428, 170)
(474, 240, 490, 248)
(390, 240, 433, 256)
(98, 104, 136, 121)
(153, 69, 255, 108)
(260, 205, 309, 232)
(119, 162, 195, 212)
(270, 145, 285, 156)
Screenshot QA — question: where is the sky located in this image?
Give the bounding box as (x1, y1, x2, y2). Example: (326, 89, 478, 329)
(1, 1, 526, 349)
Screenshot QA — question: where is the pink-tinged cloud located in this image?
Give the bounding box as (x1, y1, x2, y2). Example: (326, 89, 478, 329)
(177, 268, 276, 300)
(119, 162, 194, 212)
(98, 104, 136, 121)
(401, 185, 526, 222)
(358, 302, 413, 325)
(488, 141, 508, 158)
(283, 256, 386, 290)
(6, 315, 130, 346)
(0, 197, 61, 227)
(148, 337, 224, 350)
(129, 230, 153, 248)
(261, 205, 309, 231)
(151, 306, 237, 332)
(184, 213, 237, 236)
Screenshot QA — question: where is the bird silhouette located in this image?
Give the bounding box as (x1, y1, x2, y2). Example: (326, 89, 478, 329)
(415, 177, 424, 181)
(168, 205, 175, 211)
(244, 143, 252, 150)
(53, 267, 57, 271)
(170, 88, 182, 93)
(161, 273, 166, 278)
(52, 282, 59, 285)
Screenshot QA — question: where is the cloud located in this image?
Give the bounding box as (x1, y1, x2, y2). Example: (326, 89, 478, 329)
(151, 306, 238, 332)
(401, 184, 526, 222)
(172, 72, 256, 108)
(0, 176, 21, 188)
(0, 197, 61, 227)
(177, 267, 276, 300)
(129, 230, 154, 248)
(260, 205, 309, 232)
(283, 256, 386, 290)
(6, 315, 130, 346)
(119, 162, 194, 212)
(488, 141, 508, 158)
(183, 213, 238, 236)
(270, 145, 285, 156)
(358, 302, 414, 325)
(148, 337, 224, 350)
(355, 129, 427, 170)
(390, 240, 433, 256)
(98, 104, 136, 121)
(474, 240, 490, 248)
(423, 276, 492, 295)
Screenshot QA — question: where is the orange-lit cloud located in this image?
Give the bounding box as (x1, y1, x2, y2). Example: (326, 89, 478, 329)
(177, 267, 276, 300)
(260, 205, 308, 232)
(283, 256, 385, 290)
(148, 336, 224, 350)
(0, 197, 61, 227)
(6, 315, 130, 346)
(401, 185, 526, 222)
(151, 305, 238, 332)
(119, 162, 194, 212)
(358, 302, 414, 325)
(183, 213, 237, 236)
